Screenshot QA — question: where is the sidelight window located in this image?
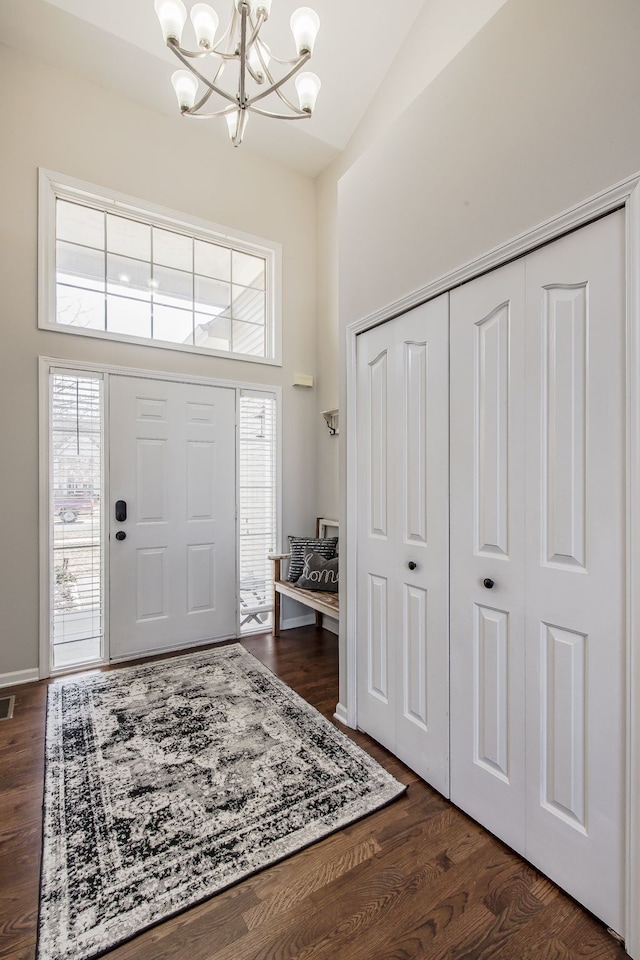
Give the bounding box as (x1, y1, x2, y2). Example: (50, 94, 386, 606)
(50, 372, 104, 669)
(238, 390, 278, 633)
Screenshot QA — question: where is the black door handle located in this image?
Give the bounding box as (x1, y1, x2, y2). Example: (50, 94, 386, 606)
(408, 561, 417, 571)
(115, 531, 126, 541)
(115, 500, 127, 523)
(483, 578, 495, 589)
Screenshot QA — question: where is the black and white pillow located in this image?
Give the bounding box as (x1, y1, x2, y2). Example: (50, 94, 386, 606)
(287, 536, 338, 582)
(296, 550, 339, 593)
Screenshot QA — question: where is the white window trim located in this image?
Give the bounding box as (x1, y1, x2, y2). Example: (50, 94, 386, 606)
(38, 168, 283, 366)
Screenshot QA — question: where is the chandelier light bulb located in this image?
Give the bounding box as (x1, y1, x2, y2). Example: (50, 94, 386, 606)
(254, 0, 272, 18)
(226, 109, 249, 145)
(190, 3, 219, 48)
(248, 42, 271, 76)
(171, 69, 199, 109)
(154, 0, 188, 43)
(226, 110, 240, 140)
(295, 71, 321, 113)
(290, 7, 320, 55)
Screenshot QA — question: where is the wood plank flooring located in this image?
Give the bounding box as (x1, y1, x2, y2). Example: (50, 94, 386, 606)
(0, 628, 629, 959)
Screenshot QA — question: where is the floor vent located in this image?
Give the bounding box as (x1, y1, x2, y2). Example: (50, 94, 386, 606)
(0, 695, 15, 721)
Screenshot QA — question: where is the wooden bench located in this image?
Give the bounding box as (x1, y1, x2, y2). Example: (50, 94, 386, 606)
(269, 518, 339, 637)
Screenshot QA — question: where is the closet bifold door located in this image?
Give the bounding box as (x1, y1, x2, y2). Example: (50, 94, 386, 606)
(449, 210, 625, 932)
(356, 293, 450, 795)
(523, 212, 625, 933)
(449, 260, 527, 856)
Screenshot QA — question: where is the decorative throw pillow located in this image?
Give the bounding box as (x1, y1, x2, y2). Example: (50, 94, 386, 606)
(296, 549, 339, 593)
(287, 536, 338, 582)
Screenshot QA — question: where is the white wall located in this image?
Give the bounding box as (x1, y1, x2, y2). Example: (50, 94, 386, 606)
(0, 47, 318, 676)
(314, 0, 509, 522)
(339, 0, 640, 322)
(345, 0, 509, 167)
(333, 0, 640, 709)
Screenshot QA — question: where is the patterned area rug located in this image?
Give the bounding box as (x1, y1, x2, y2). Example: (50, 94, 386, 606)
(38, 644, 404, 960)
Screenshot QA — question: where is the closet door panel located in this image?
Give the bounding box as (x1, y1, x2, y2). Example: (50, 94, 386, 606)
(356, 294, 450, 794)
(396, 297, 449, 793)
(524, 211, 625, 932)
(357, 324, 397, 751)
(450, 261, 527, 855)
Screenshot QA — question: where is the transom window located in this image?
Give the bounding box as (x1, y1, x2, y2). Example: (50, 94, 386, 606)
(39, 170, 282, 365)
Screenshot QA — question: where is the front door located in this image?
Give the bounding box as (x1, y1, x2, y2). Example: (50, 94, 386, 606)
(109, 376, 237, 660)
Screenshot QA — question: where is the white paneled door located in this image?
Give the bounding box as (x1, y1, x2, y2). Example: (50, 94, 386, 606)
(450, 211, 625, 931)
(449, 259, 528, 853)
(109, 376, 237, 660)
(356, 295, 450, 794)
(523, 216, 625, 930)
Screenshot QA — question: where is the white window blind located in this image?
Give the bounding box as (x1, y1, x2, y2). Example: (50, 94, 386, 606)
(50, 373, 103, 667)
(239, 391, 277, 633)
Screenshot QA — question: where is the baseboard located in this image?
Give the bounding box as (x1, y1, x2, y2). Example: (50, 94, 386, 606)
(281, 613, 316, 630)
(333, 702, 351, 727)
(0, 668, 40, 689)
(322, 614, 339, 635)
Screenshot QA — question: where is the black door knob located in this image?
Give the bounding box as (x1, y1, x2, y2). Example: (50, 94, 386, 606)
(408, 561, 417, 571)
(115, 531, 126, 541)
(483, 578, 495, 589)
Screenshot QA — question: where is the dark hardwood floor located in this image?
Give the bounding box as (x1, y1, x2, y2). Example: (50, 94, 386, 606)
(0, 628, 628, 959)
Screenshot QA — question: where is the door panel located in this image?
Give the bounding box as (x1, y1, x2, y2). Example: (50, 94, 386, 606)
(475, 303, 511, 556)
(450, 261, 527, 854)
(474, 603, 510, 780)
(109, 376, 237, 659)
(524, 212, 625, 931)
(541, 283, 588, 568)
(357, 295, 449, 794)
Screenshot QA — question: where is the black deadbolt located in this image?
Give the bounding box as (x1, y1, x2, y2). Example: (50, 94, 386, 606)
(115, 500, 127, 522)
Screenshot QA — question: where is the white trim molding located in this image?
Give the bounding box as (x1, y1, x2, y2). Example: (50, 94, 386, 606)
(333, 702, 349, 726)
(625, 182, 640, 960)
(343, 171, 640, 957)
(0, 669, 40, 689)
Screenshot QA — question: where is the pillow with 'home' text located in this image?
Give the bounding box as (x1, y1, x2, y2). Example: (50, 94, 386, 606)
(287, 536, 338, 582)
(296, 549, 339, 593)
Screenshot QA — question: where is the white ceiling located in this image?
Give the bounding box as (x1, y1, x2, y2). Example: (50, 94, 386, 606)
(0, 0, 502, 177)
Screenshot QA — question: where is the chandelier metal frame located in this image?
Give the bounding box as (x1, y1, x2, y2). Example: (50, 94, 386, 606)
(156, 1, 321, 146)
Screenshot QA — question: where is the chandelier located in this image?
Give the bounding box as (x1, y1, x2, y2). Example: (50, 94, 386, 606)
(154, 0, 321, 146)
